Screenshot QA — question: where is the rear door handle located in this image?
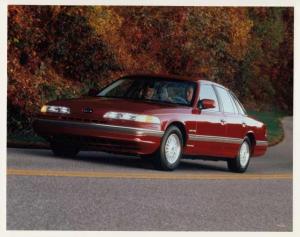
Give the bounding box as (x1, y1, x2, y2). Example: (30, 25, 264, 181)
(220, 119, 226, 125)
(242, 122, 246, 127)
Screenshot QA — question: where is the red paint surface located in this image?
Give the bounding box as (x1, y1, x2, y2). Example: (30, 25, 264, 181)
(34, 76, 268, 160)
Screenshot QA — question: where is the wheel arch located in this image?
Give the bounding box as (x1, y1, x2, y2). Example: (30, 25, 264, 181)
(164, 121, 188, 147)
(245, 132, 256, 155)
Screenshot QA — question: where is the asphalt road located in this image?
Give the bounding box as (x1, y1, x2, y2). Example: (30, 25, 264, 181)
(6, 117, 293, 231)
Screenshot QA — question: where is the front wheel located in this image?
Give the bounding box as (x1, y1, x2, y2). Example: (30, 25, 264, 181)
(153, 126, 183, 171)
(227, 138, 251, 173)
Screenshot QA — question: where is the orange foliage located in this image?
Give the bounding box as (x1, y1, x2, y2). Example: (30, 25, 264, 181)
(7, 6, 293, 119)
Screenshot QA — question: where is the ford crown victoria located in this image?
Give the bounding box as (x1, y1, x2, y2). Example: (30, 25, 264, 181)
(33, 74, 268, 172)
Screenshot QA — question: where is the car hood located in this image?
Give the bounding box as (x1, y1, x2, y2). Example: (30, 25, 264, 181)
(48, 97, 189, 117)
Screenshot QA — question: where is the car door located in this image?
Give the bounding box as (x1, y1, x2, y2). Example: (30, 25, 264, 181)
(214, 86, 245, 158)
(192, 83, 226, 157)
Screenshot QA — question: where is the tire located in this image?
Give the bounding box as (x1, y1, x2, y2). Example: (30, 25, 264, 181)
(153, 126, 183, 171)
(227, 138, 251, 173)
(50, 141, 79, 158)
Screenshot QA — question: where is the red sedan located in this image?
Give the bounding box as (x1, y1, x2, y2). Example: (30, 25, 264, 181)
(33, 74, 268, 172)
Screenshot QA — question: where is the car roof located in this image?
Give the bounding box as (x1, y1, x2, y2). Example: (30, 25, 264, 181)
(124, 73, 227, 89)
(124, 73, 198, 82)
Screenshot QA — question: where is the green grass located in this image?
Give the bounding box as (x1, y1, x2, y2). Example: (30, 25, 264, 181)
(248, 110, 287, 146)
(7, 133, 47, 145)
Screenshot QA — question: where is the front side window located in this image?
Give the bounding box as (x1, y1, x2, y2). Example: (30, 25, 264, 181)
(199, 84, 219, 112)
(98, 77, 197, 106)
(215, 86, 236, 113)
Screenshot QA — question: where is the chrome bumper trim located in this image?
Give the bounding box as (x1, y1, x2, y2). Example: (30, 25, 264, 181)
(34, 118, 164, 137)
(189, 134, 243, 144)
(256, 140, 268, 146)
(189, 134, 268, 146)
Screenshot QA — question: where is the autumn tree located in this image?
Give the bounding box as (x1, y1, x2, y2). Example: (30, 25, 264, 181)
(7, 6, 293, 134)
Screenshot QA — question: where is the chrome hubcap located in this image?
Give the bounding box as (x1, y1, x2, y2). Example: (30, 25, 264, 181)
(165, 133, 181, 164)
(239, 141, 250, 168)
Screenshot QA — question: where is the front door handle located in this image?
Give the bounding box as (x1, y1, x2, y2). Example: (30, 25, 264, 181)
(220, 119, 226, 125)
(242, 122, 246, 127)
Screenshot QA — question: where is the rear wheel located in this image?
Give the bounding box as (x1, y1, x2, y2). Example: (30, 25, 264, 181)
(153, 126, 183, 171)
(227, 138, 251, 173)
(50, 141, 79, 158)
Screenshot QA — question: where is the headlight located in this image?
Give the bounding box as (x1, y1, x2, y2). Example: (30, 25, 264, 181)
(103, 112, 160, 124)
(40, 105, 70, 114)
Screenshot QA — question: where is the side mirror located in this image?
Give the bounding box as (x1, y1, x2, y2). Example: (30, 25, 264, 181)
(198, 99, 216, 110)
(87, 88, 99, 97)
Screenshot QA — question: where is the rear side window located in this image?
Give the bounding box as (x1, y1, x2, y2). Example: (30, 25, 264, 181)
(215, 86, 236, 114)
(199, 84, 219, 112)
(230, 91, 247, 115)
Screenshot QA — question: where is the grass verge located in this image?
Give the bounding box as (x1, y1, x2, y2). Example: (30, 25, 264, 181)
(248, 110, 287, 146)
(7, 133, 48, 148)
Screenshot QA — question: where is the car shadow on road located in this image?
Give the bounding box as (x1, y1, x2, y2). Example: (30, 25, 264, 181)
(180, 159, 228, 172)
(16, 148, 229, 173)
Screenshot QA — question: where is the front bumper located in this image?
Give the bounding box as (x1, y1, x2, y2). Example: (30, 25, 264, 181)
(33, 118, 163, 155)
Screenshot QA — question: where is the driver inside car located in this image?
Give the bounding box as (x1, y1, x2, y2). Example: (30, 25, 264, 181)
(186, 86, 194, 104)
(142, 84, 156, 100)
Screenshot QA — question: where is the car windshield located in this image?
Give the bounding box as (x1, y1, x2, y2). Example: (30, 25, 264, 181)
(97, 77, 197, 106)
